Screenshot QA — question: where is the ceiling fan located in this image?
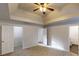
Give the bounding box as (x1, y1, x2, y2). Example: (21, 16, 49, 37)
(33, 3, 54, 14)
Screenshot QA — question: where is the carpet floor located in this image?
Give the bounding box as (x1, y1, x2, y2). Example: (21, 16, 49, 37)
(3, 45, 77, 56)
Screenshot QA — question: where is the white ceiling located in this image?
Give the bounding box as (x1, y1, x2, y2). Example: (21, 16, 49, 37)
(8, 3, 79, 25)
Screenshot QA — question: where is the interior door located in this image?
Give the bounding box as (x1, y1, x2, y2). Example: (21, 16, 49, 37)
(2, 25, 14, 55)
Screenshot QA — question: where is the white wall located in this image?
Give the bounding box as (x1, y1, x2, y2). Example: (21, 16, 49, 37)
(47, 25, 69, 51)
(23, 25, 43, 49)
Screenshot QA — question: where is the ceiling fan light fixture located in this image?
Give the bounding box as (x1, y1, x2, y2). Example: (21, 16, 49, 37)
(33, 3, 54, 15)
(40, 6, 46, 12)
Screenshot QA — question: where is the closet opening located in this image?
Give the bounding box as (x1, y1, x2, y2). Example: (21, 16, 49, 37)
(38, 28, 47, 45)
(14, 26, 23, 51)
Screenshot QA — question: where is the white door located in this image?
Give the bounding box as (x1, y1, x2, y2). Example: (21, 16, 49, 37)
(2, 25, 14, 55)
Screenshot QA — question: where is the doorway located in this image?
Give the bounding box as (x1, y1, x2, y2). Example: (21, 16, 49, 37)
(38, 28, 47, 45)
(14, 26, 23, 51)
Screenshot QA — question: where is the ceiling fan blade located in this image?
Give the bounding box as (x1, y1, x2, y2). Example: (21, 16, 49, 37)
(40, 3, 44, 5)
(33, 8, 39, 11)
(34, 3, 39, 5)
(47, 7, 54, 11)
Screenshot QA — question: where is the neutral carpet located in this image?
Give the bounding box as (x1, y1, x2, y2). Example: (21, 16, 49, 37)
(4, 45, 76, 56)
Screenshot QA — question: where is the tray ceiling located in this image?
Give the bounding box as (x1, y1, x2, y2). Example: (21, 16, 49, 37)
(8, 3, 79, 25)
